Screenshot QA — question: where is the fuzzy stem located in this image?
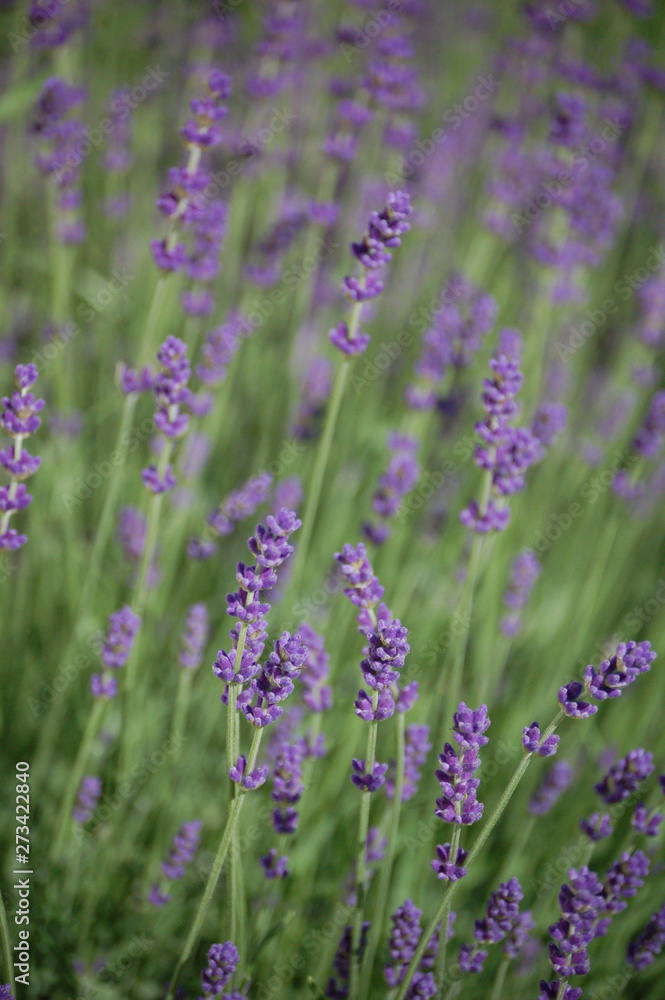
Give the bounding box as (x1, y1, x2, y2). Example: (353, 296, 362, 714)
(0, 888, 14, 994)
(358, 710, 406, 998)
(52, 698, 106, 859)
(165, 725, 264, 1000)
(434, 821, 461, 994)
(395, 711, 565, 1000)
(171, 669, 193, 746)
(349, 692, 379, 999)
(556, 979, 569, 1000)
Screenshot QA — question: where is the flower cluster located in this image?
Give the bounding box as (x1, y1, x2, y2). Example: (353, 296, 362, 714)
(558, 640, 656, 718)
(364, 433, 420, 545)
(501, 550, 541, 637)
(458, 878, 533, 973)
(384, 899, 440, 999)
(461, 336, 543, 533)
(213, 509, 302, 730)
(326, 922, 369, 1000)
(149, 820, 202, 907)
(544, 850, 651, 991)
(627, 902, 665, 970)
(330, 191, 412, 357)
(32, 77, 87, 244)
(142, 336, 192, 494)
(432, 704, 490, 882)
(152, 70, 231, 315)
(387, 724, 431, 801)
(199, 940, 239, 999)
(179, 604, 209, 671)
(407, 274, 497, 411)
(73, 776, 102, 825)
(91, 605, 141, 699)
(298, 622, 332, 712)
(189, 473, 272, 560)
(1, 364, 44, 551)
(529, 761, 574, 816)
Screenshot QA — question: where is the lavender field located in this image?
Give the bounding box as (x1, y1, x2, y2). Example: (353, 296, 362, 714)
(2, 2, 665, 999)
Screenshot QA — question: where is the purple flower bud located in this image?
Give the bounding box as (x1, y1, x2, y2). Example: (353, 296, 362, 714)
(522, 722, 559, 756)
(431, 842, 469, 881)
(351, 758, 388, 792)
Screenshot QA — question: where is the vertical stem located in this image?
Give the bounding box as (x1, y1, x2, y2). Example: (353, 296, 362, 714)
(349, 697, 379, 999)
(395, 711, 564, 1000)
(289, 357, 351, 600)
(165, 726, 264, 1000)
(52, 699, 106, 859)
(490, 957, 510, 1000)
(358, 710, 406, 999)
(435, 823, 461, 993)
(171, 669, 193, 746)
(0, 888, 14, 994)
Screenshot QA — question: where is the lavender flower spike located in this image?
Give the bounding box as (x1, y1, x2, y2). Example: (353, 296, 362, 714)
(0, 364, 44, 550)
(199, 940, 239, 998)
(91, 605, 141, 699)
(149, 820, 202, 907)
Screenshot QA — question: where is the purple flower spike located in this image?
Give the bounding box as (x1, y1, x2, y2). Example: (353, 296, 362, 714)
(580, 812, 613, 842)
(529, 761, 574, 816)
(537, 982, 583, 1000)
(558, 681, 597, 719)
(73, 776, 102, 824)
(200, 941, 239, 996)
(458, 944, 487, 973)
(229, 755, 268, 790)
(335, 541, 385, 610)
(452, 702, 490, 747)
(0, 364, 45, 550)
(595, 748, 654, 804)
(431, 842, 469, 882)
(351, 758, 388, 792)
(522, 722, 559, 756)
(261, 848, 289, 880)
(627, 903, 665, 970)
(179, 604, 209, 671)
(329, 321, 371, 357)
(632, 803, 663, 837)
(585, 640, 656, 700)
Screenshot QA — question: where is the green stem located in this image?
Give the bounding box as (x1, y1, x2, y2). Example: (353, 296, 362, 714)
(434, 820, 461, 995)
(359, 711, 406, 999)
(396, 711, 565, 1000)
(556, 979, 569, 1000)
(172, 669, 193, 747)
(0, 888, 14, 994)
(165, 727, 264, 1000)
(52, 699, 106, 859)
(350, 696, 379, 999)
(490, 957, 510, 1000)
(288, 357, 351, 600)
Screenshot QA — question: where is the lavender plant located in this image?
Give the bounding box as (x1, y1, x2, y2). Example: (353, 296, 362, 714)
(3, 4, 665, 1000)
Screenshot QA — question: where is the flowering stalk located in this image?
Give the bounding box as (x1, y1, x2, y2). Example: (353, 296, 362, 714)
(394, 710, 564, 1000)
(358, 710, 406, 996)
(289, 192, 412, 598)
(165, 726, 264, 1000)
(350, 688, 379, 998)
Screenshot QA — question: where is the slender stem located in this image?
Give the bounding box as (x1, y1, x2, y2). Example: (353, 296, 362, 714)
(171, 669, 193, 746)
(556, 979, 568, 1000)
(289, 357, 351, 600)
(490, 957, 510, 1000)
(435, 822, 461, 994)
(359, 711, 406, 999)
(350, 695, 379, 999)
(395, 711, 565, 1000)
(0, 888, 14, 994)
(52, 699, 106, 859)
(165, 726, 264, 1000)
